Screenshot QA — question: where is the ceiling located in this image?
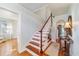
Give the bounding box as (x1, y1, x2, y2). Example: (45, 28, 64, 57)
(48, 3, 71, 16)
(19, 3, 72, 16)
(20, 3, 46, 11)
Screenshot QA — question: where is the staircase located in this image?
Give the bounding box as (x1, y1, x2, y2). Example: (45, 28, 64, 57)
(19, 13, 53, 56)
(19, 32, 52, 56)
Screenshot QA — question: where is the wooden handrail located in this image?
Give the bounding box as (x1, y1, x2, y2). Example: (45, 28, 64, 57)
(39, 13, 52, 55)
(40, 15, 52, 32)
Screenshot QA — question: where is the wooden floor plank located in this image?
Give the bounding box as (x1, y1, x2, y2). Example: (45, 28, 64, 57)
(43, 53, 49, 56)
(19, 50, 32, 56)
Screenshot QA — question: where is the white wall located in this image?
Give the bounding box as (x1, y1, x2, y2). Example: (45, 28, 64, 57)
(0, 3, 42, 53)
(34, 6, 51, 21)
(20, 12, 41, 52)
(70, 4, 79, 56)
(34, 6, 52, 32)
(34, 7, 46, 20)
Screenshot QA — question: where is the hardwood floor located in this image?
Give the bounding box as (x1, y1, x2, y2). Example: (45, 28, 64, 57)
(18, 50, 32, 56)
(0, 38, 18, 56)
(0, 38, 65, 56)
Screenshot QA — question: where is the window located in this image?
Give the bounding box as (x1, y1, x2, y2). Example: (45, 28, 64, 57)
(0, 20, 13, 39)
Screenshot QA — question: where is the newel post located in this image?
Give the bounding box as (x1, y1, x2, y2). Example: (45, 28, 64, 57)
(39, 30, 43, 55)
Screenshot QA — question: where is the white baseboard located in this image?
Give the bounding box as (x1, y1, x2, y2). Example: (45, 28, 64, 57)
(18, 48, 26, 53)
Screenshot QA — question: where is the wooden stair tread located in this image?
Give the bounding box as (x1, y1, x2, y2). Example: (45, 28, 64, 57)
(32, 38, 46, 42)
(26, 45, 39, 55)
(19, 50, 32, 56)
(32, 38, 40, 41)
(34, 35, 47, 38)
(36, 32, 49, 34)
(34, 35, 40, 37)
(29, 41, 39, 46)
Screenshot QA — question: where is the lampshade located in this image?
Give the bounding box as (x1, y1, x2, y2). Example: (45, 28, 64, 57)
(64, 22, 71, 28)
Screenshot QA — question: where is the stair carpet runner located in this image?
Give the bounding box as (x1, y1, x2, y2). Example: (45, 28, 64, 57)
(19, 31, 52, 56)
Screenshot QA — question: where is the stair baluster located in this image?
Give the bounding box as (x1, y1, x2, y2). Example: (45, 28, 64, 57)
(39, 13, 53, 55)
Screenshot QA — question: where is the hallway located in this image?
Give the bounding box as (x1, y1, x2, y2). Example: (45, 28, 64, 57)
(0, 3, 79, 56)
(0, 14, 72, 56)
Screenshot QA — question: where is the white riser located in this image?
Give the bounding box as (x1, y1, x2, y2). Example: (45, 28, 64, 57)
(26, 48, 38, 56)
(32, 36, 48, 39)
